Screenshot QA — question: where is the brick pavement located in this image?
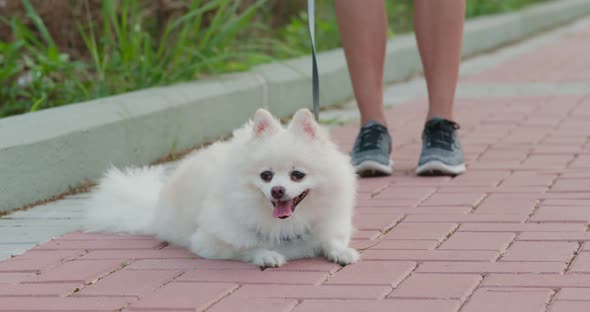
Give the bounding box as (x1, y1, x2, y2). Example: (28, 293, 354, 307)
(2, 17, 590, 312)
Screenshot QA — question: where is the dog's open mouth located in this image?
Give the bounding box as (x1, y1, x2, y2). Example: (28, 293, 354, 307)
(271, 189, 309, 219)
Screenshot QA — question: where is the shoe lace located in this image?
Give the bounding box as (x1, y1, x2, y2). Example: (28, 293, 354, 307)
(355, 124, 386, 151)
(423, 119, 460, 150)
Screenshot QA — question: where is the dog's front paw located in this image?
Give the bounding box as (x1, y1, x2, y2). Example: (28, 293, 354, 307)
(251, 249, 287, 268)
(326, 246, 360, 266)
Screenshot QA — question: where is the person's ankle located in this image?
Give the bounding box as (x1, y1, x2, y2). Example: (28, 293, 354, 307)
(426, 111, 453, 121)
(360, 117, 387, 128)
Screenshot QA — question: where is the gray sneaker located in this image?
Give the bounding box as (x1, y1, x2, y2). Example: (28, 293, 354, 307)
(351, 121, 393, 176)
(416, 117, 466, 176)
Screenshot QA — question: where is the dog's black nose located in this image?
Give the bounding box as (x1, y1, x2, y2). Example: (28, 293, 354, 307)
(271, 186, 285, 199)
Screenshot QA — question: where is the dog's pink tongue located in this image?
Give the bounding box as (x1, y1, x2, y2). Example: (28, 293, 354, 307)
(273, 200, 293, 218)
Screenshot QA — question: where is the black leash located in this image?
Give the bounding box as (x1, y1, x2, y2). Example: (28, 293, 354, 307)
(307, 0, 320, 121)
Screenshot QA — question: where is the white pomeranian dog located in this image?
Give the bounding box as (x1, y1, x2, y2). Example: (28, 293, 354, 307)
(85, 108, 359, 267)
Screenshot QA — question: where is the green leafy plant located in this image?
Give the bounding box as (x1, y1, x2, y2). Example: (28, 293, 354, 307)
(0, 0, 87, 116)
(78, 0, 271, 99)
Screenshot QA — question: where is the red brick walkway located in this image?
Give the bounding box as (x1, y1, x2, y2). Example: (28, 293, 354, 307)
(3, 24, 590, 312)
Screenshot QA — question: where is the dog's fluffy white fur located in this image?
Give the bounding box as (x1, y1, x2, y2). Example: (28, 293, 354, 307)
(85, 108, 359, 267)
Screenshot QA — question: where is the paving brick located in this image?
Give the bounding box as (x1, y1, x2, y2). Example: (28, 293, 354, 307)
(383, 222, 458, 241)
(448, 170, 511, 187)
(501, 172, 557, 187)
(22, 259, 126, 284)
(356, 198, 422, 208)
(352, 230, 382, 240)
(474, 196, 538, 215)
(556, 288, 590, 300)
(234, 285, 390, 299)
(541, 199, 590, 206)
(0, 250, 85, 273)
(370, 239, 438, 250)
(75, 269, 181, 297)
(353, 214, 403, 231)
(502, 133, 548, 146)
(176, 269, 328, 285)
(125, 258, 256, 271)
(458, 223, 587, 232)
(549, 301, 590, 312)
(355, 177, 391, 192)
(569, 155, 590, 169)
(483, 274, 590, 288)
(404, 214, 527, 223)
(541, 135, 587, 145)
(518, 232, 590, 242)
(79, 248, 194, 260)
(561, 170, 590, 178)
(520, 155, 574, 170)
(461, 288, 553, 312)
(468, 160, 523, 170)
(269, 259, 342, 273)
(127, 282, 237, 311)
(208, 297, 298, 312)
(569, 252, 590, 273)
(128, 257, 336, 273)
(529, 206, 590, 223)
(389, 273, 481, 300)
(0, 272, 37, 284)
(0, 297, 132, 311)
(35, 239, 165, 250)
(419, 193, 486, 207)
(399, 206, 473, 214)
(437, 186, 548, 193)
(0, 283, 80, 297)
(390, 176, 452, 187)
(416, 261, 565, 274)
(370, 187, 436, 200)
(502, 242, 579, 262)
(551, 179, 590, 192)
(356, 207, 427, 215)
(361, 250, 498, 262)
(293, 299, 460, 312)
(324, 261, 415, 286)
(479, 150, 529, 161)
(439, 232, 515, 251)
(350, 239, 380, 250)
(531, 145, 584, 155)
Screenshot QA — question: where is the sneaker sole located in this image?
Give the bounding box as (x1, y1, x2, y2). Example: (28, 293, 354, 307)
(416, 160, 466, 176)
(354, 159, 394, 177)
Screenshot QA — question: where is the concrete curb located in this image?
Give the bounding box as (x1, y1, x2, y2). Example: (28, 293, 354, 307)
(1, 0, 589, 212)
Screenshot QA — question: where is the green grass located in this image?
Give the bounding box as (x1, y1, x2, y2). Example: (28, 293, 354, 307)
(1, 0, 272, 117)
(77, 0, 271, 97)
(0, 0, 550, 118)
(0, 0, 88, 116)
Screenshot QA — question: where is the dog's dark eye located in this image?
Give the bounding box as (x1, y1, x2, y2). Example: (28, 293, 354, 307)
(260, 170, 273, 182)
(290, 170, 306, 182)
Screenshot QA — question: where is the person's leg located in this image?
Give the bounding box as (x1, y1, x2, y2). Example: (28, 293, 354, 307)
(414, 0, 465, 120)
(414, 0, 467, 176)
(334, 0, 388, 126)
(335, 0, 392, 176)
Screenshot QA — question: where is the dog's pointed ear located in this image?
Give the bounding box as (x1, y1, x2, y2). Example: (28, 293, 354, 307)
(252, 108, 280, 137)
(288, 108, 319, 139)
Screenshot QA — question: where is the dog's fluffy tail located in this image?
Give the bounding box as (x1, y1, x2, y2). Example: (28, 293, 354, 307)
(85, 166, 166, 235)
